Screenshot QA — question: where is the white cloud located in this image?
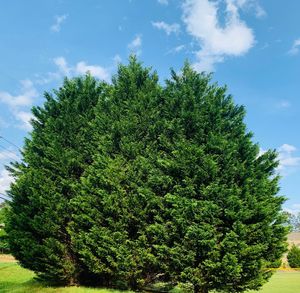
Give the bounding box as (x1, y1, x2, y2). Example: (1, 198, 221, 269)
(113, 54, 122, 66)
(0, 79, 37, 108)
(152, 21, 180, 35)
(128, 35, 142, 56)
(277, 144, 300, 175)
(259, 144, 300, 176)
(253, 2, 266, 18)
(35, 71, 61, 85)
(14, 111, 34, 131)
(0, 80, 38, 131)
(54, 56, 71, 76)
(167, 45, 186, 55)
(157, 0, 168, 5)
(288, 39, 300, 56)
(50, 14, 68, 33)
(173, 44, 186, 53)
(0, 169, 13, 195)
(0, 145, 18, 197)
(182, 0, 255, 71)
(174, 45, 185, 52)
(75, 62, 110, 81)
(227, 0, 266, 18)
(53, 57, 111, 82)
(38, 56, 118, 85)
(276, 100, 291, 109)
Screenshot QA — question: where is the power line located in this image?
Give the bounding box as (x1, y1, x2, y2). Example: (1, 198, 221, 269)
(0, 144, 19, 161)
(0, 194, 11, 202)
(0, 136, 21, 152)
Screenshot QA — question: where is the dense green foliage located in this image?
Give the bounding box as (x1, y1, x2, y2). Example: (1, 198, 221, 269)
(287, 244, 300, 268)
(0, 203, 10, 253)
(7, 58, 288, 292)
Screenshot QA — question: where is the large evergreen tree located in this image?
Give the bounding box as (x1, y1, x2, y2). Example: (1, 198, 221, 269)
(7, 57, 288, 292)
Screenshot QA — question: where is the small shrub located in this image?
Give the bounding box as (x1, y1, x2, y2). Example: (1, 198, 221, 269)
(287, 244, 300, 268)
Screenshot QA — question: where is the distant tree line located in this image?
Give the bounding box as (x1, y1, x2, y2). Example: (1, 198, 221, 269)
(0, 202, 10, 253)
(284, 211, 300, 232)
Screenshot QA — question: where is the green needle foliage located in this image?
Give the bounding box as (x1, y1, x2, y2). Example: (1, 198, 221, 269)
(6, 57, 288, 292)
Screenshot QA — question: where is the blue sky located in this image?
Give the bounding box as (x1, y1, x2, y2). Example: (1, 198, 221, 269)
(0, 0, 299, 213)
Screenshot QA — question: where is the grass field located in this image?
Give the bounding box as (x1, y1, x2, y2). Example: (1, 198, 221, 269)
(0, 260, 300, 293)
(0, 262, 129, 293)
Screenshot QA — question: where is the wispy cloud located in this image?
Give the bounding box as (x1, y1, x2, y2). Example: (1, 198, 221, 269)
(0, 80, 38, 131)
(75, 62, 110, 81)
(53, 57, 111, 82)
(152, 21, 180, 35)
(228, 0, 266, 18)
(259, 144, 300, 176)
(113, 54, 122, 65)
(37, 56, 119, 86)
(0, 80, 37, 108)
(54, 56, 71, 75)
(276, 100, 291, 109)
(0, 169, 13, 195)
(0, 144, 19, 197)
(277, 144, 300, 175)
(128, 35, 142, 56)
(182, 0, 256, 71)
(50, 14, 68, 33)
(167, 44, 186, 55)
(284, 204, 300, 215)
(14, 111, 34, 131)
(157, 0, 168, 5)
(288, 39, 300, 56)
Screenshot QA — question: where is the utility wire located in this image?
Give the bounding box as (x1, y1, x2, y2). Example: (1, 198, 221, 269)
(0, 144, 20, 161)
(0, 194, 11, 202)
(0, 136, 21, 152)
(0, 196, 7, 201)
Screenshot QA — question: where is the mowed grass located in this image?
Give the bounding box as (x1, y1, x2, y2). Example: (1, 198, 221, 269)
(0, 260, 300, 293)
(0, 262, 130, 293)
(249, 271, 300, 293)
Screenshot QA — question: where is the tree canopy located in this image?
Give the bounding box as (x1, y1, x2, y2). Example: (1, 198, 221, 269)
(6, 57, 288, 292)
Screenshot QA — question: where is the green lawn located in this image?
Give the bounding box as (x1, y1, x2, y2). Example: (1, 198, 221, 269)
(0, 263, 129, 293)
(249, 271, 300, 293)
(0, 262, 300, 293)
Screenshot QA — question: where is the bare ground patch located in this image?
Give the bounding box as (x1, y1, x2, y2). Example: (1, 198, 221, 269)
(0, 254, 16, 263)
